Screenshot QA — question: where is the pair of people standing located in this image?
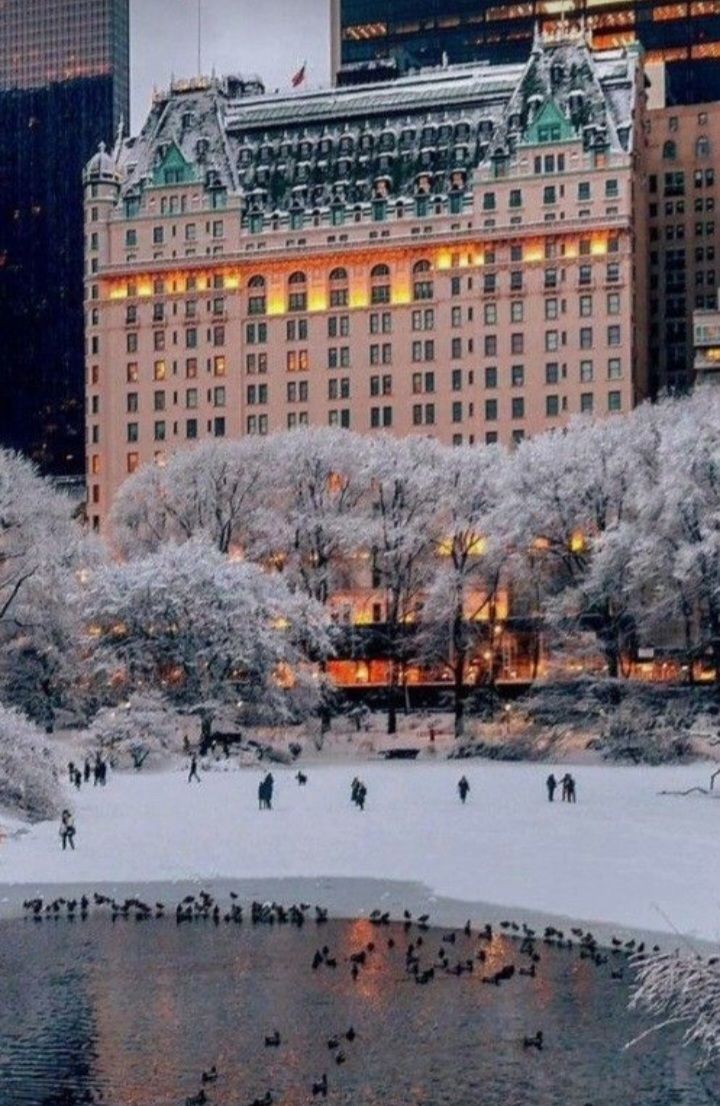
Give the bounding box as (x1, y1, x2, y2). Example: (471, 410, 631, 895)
(351, 777, 367, 810)
(546, 773, 577, 803)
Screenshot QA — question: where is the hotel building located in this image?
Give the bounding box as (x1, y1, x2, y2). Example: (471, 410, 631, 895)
(84, 30, 647, 531)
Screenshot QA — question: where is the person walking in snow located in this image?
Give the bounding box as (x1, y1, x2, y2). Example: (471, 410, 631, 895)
(73, 768, 82, 790)
(356, 782, 367, 811)
(546, 773, 557, 802)
(351, 777, 361, 805)
(567, 774, 577, 803)
(188, 753, 201, 783)
(93, 753, 103, 786)
(264, 772, 274, 809)
(560, 773, 573, 802)
(60, 810, 76, 851)
(83, 758, 91, 783)
(67, 761, 75, 784)
(458, 776, 470, 804)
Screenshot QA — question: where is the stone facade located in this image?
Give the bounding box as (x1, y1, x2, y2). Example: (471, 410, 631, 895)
(84, 30, 647, 529)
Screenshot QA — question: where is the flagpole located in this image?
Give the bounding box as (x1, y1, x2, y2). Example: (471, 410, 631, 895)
(197, 0, 202, 75)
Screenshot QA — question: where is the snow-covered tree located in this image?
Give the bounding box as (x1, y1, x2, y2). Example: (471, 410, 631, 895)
(0, 703, 61, 821)
(630, 949, 720, 1065)
(261, 428, 371, 606)
(630, 390, 720, 679)
(84, 692, 189, 769)
(503, 412, 658, 678)
(419, 445, 511, 737)
(83, 538, 330, 726)
(0, 452, 93, 727)
(364, 436, 444, 734)
(109, 439, 269, 557)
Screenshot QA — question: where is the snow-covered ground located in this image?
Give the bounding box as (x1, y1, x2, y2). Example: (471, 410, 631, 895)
(1, 760, 718, 945)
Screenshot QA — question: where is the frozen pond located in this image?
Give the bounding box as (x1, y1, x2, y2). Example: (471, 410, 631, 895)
(0, 908, 716, 1106)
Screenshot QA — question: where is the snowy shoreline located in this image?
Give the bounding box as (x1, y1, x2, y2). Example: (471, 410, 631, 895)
(1, 760, 718, 950)
(1, 873, 718, 955)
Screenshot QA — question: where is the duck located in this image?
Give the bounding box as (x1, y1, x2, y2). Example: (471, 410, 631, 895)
(201, 1066, 218, 1084)
(312, 1074, 328, 1098)
(264, 1030, 281, 1048)
(523, 1031, 543, 1051)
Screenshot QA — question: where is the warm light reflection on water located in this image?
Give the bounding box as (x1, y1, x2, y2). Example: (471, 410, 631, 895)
(0, 916, 715, 1105)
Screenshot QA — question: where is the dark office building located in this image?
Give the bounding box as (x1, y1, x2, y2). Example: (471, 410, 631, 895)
(334, 1, 720, 103)
(0, 0, 129, 475)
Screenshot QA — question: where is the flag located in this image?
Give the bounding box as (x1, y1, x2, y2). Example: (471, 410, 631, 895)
(291, 61, 306, 88)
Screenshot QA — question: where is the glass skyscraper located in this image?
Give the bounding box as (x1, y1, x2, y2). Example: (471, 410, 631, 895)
(334, 0, 720, 103)
(0, 0, 129, 475)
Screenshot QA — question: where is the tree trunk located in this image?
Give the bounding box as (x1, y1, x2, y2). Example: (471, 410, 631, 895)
(387, 650, 399, 735)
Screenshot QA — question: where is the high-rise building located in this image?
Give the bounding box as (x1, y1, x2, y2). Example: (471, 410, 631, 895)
(0, 0, 129, 475)
(333, 0, 720, 103)
(85, 31, 647, 530)
(645, 99, 720, 392)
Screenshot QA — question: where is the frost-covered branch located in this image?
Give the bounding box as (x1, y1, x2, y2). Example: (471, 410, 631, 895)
(630, 949, 720, 1065)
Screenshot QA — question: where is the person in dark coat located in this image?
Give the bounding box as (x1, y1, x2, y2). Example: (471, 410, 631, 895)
(567, 775, 577, 803)
(458, 776, 470, 804)
(73, 769, 82, 790)
(356, 782, 367, 811)
(546, 773, 557, 802)
(60, 810, 76, 850)
(351, 777, 360, 805)
(83, 758, 91, 783)
(67, 761, 75, 784)
(560, 773, 573, 802)
(188, 753, 201, 783)
(265, 772, 274, 809)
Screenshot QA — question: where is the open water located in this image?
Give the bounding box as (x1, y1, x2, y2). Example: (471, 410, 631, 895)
(0, 912, 717, 1106)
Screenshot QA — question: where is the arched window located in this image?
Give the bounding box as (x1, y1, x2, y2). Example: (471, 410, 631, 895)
(247, 274, 266, 316)
(287, 270, 307, 312)
(413, 258, 433, 301)
(696, 135, 711, 158)
(370, 263, 391, 304)
(413, 259, 432, 274)
(663, 140, 676, 160)
(329, 266, 349, 307)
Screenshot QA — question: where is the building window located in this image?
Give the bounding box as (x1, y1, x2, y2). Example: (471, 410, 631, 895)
(608, 358, 622, 380)
(485, 399, 498, 421)
(127, 453, 139, 473)
(545, 362, 559, 385)
(485, 366, 497, 389)
(511, 364, 524, 387)
(127, 423, 139, 443)
(580, 393, 594, 414)
(580, 360, 594, 383)
(511, 397, 524, 420)
(608, 390, 622, 412)
(607, 325, 621, 347)
(126, 362, 138, 383)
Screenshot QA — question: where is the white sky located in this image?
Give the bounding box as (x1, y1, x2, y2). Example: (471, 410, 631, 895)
(130, 0, 332, 131)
